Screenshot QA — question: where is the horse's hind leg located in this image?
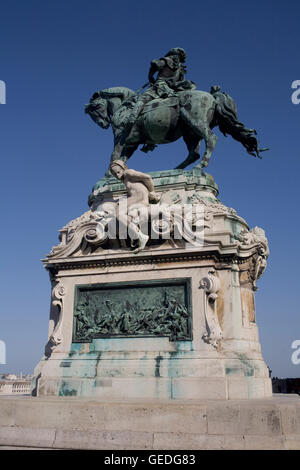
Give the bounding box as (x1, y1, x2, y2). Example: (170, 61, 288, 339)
(179, 107, 218, 169)
(197, 128, 218, 169)
(175, 134, 201, 169)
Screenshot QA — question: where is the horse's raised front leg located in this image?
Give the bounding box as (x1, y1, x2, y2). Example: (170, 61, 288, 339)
(104, 137, 125, 177)
(106, 141, 138, 177)
(110, 142, 124, 163)
(110, 124, 140, 164)
(121, 144, 139, 163)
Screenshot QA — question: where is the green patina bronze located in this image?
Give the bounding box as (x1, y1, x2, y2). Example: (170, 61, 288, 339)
(88, 166, 219, 207)
(85, 47, 268, 175)
(73, 279, 192, 342)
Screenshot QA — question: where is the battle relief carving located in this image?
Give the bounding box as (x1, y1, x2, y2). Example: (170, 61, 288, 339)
(44, 280, 65, 357)
(199, 270, 223, 348)
(235, 226, 269, 290)
(73, 281, 192, 342)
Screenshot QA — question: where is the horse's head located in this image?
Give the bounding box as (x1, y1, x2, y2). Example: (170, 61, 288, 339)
(85, 87, 136, 131)
(85, 92, 110, 129)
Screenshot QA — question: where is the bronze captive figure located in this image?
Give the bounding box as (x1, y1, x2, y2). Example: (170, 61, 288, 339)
(85, 48, 268, 173)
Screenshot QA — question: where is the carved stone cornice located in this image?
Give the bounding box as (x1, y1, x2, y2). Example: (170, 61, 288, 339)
(43, 243, 239, 273)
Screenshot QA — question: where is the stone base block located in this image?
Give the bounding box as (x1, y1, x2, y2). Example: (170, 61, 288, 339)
(35, 374, 271, 400)
(0, 395, 299, 450)
(33, 353, 272, 400)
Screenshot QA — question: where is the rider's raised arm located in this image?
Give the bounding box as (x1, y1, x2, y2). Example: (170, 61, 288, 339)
(126, 169, 155, 192)
(148, 59, 165, 84)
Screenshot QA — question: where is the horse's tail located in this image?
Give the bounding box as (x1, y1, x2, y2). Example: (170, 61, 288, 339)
(211, 86, 268, 158)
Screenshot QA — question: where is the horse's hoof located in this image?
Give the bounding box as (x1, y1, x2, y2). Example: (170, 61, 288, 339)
(198, 159, 208, 169)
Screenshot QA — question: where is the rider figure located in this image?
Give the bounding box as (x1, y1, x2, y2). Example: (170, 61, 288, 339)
(126, 47, 195, 127)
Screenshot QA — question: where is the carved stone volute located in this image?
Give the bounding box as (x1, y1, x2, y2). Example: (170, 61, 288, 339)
(44, 280, 66, 357)
(200, 269, 223, 348)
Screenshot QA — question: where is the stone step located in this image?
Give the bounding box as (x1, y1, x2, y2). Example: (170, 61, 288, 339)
(0, 395, 299, 450)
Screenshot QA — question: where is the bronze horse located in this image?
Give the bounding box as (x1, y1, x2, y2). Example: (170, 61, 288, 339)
(85, 85, 267, 171)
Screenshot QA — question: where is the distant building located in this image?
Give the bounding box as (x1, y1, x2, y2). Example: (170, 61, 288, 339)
(0, 373, 32, 395)
(272, 378, 300, 395)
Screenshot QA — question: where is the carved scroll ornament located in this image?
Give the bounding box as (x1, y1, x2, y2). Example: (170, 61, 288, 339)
(200, 270, 223, 348)
(45, 281, 66, 357)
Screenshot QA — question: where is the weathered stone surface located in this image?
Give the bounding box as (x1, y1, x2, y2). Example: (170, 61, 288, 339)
(153, 432, 245, 450)
(172, 378, 227, 400)
(0, 426, 55, 448)
(0, 396, 299, 450)
(280, 404, 300, 435)
(14, 401, 107, 430)
(244, 435, 285, 450)
(200, 435, 245, 450)
(104, 403, 207, 434)
(284, 435, 300, 450)
(53, 429, 153, 450)
(227, 379, 249, 399)
(207, 402, 241, 435)
(0, 401, 16, 426)
(153, 432, 205, 450)
(239, 404, 282, 436)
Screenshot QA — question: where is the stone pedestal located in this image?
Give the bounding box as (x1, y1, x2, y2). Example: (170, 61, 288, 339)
(32, 168, 271, 399)
(1, 395, 300, 449)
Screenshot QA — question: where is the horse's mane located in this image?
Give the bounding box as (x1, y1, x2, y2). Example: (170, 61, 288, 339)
(100, 87, 136, 101)
(213, 91, 241, 130)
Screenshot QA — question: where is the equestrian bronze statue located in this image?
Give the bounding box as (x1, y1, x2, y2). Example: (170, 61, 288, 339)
(85, 48, 268, 172)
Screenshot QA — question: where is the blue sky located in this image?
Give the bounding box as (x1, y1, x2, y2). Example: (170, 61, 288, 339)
(0, 0, 299, 377)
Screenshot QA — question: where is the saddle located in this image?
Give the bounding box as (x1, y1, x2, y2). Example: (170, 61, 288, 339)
(140, 96, 180, 117)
